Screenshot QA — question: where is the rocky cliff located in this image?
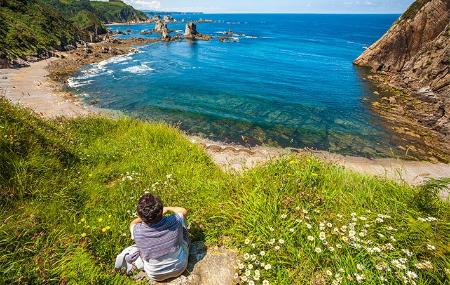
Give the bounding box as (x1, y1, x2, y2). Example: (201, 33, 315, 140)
(354, 0, 450, 161)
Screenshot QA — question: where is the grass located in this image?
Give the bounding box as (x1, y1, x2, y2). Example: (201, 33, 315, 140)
(0, 97, 449, 284)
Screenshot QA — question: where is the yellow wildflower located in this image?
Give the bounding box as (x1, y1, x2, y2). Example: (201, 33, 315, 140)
(81, 233, 87, 238)
(101, 227, 107, 233)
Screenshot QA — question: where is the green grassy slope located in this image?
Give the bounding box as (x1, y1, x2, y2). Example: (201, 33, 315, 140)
(0, 0, 78, 61)
(0, 0, 147, 62)
(0, 98, 449, 284)
(90, 0, 148, 23)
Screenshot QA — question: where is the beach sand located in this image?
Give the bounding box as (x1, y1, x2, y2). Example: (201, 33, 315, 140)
(1, 57, 449, 192)
(0, 59, 97, 118)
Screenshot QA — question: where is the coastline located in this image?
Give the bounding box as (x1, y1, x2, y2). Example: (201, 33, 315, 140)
(361, 71, 450, 163)
(1, 44, 449, 189)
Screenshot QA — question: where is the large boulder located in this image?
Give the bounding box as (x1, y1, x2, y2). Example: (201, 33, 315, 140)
(161, 29, 171, 41)
(134, 241, 237, 285)
(154, 20, 167, 33)
(184, 22, 198, 39)
(163, 15, 173, 23)
(0, 58, 9, 69)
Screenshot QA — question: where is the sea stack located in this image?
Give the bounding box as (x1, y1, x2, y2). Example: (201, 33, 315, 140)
(184, 22, 198, 39)
(161, 29, 170, 41)
(154, 20, 167, 33)
(184, 22, 211, 40)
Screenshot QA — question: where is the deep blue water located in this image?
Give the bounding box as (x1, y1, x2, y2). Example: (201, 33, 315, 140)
(69, 14, 405, 157)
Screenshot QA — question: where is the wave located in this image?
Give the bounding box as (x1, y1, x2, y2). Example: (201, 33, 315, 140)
(97, 53, 133, 67)
(67, 78, 93, 88)
(123, 64, 154, 74)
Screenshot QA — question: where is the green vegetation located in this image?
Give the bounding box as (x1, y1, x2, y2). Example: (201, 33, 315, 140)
(0, 0, 147, 62)
(400, 0, 431, 21)
(90, 0, 148, 23)
(0, 0, 78, 61)
(1, 98, 449, 284)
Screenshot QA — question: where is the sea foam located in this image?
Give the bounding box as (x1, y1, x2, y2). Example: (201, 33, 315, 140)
(123, 64, 154, 74)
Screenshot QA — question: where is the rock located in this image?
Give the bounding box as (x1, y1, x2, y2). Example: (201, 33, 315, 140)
(184, 23, 211, 41)
(0, 58, 8, 68)
(64, 45, 76, 51)
(101, 46, 111, 53)
(141, 30, 153, 35)
(154, 20, 167, 33)
(353, 0, 450, 160)
(184, 22, 198, 39)
(388, 96, 397, 104)
(161, 29, 171, 41)
(133, 241, 237, 285)
(416, 86, 438, 103)
(12, 58, 30, 68)
(163, 15, 173, 23)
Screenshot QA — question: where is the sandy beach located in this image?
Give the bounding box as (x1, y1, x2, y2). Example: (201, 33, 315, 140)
(0, 59, 96, 118)
(1, 56, 449, 191)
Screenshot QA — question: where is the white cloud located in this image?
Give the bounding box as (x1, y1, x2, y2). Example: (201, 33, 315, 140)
(123, 0, 161, 10)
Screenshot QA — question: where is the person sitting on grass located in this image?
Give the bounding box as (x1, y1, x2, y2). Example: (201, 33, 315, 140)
(122, 193, 189, 281)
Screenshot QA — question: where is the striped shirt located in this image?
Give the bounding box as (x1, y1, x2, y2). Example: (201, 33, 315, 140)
(131, 214, 188, 281)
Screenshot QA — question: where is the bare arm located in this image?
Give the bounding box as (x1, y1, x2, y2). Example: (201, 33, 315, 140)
(130, 217, 142, 228)
(163, 207, 188, 217)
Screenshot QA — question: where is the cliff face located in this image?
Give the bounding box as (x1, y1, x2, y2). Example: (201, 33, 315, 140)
(354, 0, 449, 75)
(354, 0, 450, 161)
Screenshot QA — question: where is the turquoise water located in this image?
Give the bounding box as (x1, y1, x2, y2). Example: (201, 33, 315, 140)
(69, 14, 405, 157)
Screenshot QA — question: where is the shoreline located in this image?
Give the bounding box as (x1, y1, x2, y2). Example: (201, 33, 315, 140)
(361, 71, 450, 163)
(1, 45, 449, 189)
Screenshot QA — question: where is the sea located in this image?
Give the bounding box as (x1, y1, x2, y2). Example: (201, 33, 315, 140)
(68, 14, 408, 158)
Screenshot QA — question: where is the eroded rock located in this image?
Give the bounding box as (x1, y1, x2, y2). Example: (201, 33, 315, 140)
(184, 22, 211, 41)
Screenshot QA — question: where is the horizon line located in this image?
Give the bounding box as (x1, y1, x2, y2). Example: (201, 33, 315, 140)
(142, 11, 402, 15)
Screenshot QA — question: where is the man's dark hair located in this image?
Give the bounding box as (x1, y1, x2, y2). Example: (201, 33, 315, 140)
(136, 193, 163, 224)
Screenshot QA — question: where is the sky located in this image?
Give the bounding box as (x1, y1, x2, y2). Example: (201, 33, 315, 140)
(121, 0, 415, 13)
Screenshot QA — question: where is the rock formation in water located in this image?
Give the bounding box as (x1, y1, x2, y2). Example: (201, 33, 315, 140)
(184, 22, 198, 38)
(154, 19, 171, 40)
(161, 29, 171, 41)
(184, 22, 211, 40)
(154, 20, 167, 33)
(354, 0, 450, 161)
(163, 15, 173, 23)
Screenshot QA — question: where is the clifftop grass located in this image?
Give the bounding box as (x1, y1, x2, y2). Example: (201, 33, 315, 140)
(0, 98, 449, 284)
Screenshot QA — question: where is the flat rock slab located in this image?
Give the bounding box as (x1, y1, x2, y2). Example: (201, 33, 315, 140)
(133, 241, 237, 285)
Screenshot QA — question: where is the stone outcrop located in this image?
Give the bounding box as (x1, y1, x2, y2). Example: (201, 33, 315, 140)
(133, 241, 237, 285)
(163, 15, 173, 23)
(184, 22, 198, 39)
(154, 20, 171, 40)
(354, 0, 450, 161)
(154, 20, 168, 33)
(184, 23, 211, 41)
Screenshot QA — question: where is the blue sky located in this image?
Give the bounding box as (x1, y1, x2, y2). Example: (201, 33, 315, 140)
(122, 0, 415, 13)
